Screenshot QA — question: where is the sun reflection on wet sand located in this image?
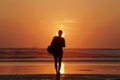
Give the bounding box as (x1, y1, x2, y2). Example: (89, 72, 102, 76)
(60, 63, 65, 74)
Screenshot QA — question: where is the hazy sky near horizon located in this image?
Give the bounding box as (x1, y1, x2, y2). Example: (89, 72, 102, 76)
(0, 0, 120, 48)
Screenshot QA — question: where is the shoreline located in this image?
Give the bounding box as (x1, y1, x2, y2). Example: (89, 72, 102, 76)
(0, 59, 120, 63)
(0, 74, 120, 80)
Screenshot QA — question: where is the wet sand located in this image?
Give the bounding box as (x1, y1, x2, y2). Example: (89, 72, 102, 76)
(0, 74, 120, 80)
(0, 62, 120, 74)
(0, 61, 120, 80)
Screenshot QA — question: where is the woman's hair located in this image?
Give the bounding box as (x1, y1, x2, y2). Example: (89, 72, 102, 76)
(58, 30, 63, 33)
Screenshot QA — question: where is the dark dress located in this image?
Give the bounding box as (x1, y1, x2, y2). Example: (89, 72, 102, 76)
(51, 36, 65, 57)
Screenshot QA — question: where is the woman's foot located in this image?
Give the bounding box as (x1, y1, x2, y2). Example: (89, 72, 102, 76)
(56, 71, 60, 76)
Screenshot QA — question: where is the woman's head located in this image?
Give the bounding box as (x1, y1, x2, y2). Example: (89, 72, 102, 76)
(58, 30, 63, 37)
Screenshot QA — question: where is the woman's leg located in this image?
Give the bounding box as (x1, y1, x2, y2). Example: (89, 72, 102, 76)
(58, 54, 63, 73)
(54, 55, 57, 73)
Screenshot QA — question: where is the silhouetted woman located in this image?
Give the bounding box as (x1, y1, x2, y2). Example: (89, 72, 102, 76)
(51, 30, 65, 76)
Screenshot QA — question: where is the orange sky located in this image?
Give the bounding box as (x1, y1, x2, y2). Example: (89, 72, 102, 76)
(0, 0, 120, 48)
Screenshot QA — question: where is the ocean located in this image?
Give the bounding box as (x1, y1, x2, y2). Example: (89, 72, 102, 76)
(0, 48, 120, 74)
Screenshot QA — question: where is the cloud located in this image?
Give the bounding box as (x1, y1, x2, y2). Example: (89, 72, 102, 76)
(39, 19, 81, 25)
(53, 19, 81, 25)
(63, 19, 80, 23)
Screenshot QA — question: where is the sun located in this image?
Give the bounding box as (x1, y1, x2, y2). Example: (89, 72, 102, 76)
(56, 30, 65, 37)
(62, 31, 65, 37)
(56, 25, 65, 37)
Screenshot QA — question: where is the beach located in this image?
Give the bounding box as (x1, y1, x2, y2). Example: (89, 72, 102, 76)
(0, 48, 120, 79)
(0, 62, 120, 80)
